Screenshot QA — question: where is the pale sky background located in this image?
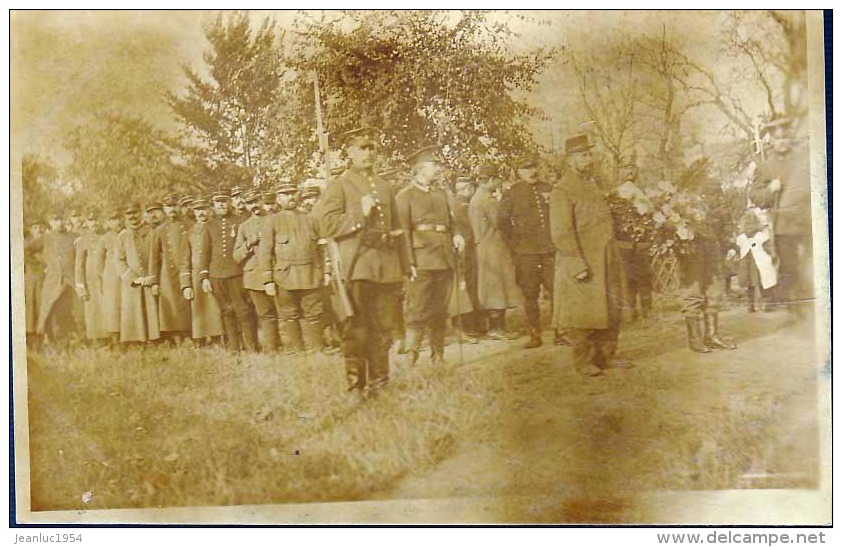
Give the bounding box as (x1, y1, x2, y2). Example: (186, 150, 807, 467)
(10, 10, 762, 165)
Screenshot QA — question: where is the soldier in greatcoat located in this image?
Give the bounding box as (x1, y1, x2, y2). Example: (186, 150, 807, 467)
(179, 198, 224, 346)
(319, 127, 410, 402)
(74, 211, 107, 343)
(24, 219, 46, 348)
(448, 175, 482, 342)
(396, 145, 466, 365)
(148, 194, 191, 343)
(30, 210, 78, 347)
(234, 190, 279, 352)
(115, 203, 160, 344)
(200, 188, 258, 352)
(259, 181, 326, 353)
(98, 208, 124, 345)
(468, 164, 523, 340)
(499, 153, 556, 348)
(549, 134, 625, 376)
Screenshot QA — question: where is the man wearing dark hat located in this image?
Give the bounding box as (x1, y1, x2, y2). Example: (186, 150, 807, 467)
(115, 204, 160, 344)
(319, 127, 409, 401)
(230, 185, 248, 219)
(261, 191, 278, 215)
(179, 197, 224, 345)
(396, 145, 466, 365)
(179, 196, 195, 228)
(74, 210, 107, 344)
(499, 152, 556, 348)
(148, 194, 191, 344)
(234, 190, 279, 352)
(199, 188, 258, 351)
(549, 134, 624, 376)
(28, 210, 79, 347)
(259, 181, 326, 353)
(469, 164, 523, 340)
(749, 117, 813, 319)
(97, 208, 124, 345)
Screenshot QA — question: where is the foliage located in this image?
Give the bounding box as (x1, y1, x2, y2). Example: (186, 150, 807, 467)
(21, 154, 59, 223)
(63, 112, 188, 209)
(289, 10, 556, 174)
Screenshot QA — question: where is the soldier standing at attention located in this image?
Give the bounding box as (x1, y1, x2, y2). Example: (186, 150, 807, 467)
(149, 194, 192, 345)
(319, 127, 409, 403)
(115, 204, 160, 346)
(24, 219, 46, 349)
(449, 175, 482, 341)
(499, 153, 556, 348)
(259, 181, 326, 353)
(179, 198, 224, 347)
(74, 211, 107, 344)
(98, 208, 124, 347)
(396, 145, 466, 365)
(234, 189, 279, 353)
(200, 188, 258, 352)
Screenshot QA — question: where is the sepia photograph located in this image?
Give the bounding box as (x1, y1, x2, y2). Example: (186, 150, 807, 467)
(9, 9, 831, 525)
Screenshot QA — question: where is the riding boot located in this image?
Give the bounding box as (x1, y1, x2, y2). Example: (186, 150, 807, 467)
(685, 315, 712, 353)
(280, 319, 304, 353)
(404, 327, 424, 365)
(704, 313, 737, 349)
(344, 357, 367, 403)
(430, 321, 447, 366)
(301, 319, 326, 352)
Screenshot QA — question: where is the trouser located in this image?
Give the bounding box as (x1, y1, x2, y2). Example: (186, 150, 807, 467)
(776, 233, 814, 313)
(211, 276, 258, 351)
(274, 287, 324, 350)
(406, 269, 452, 330)
(568, 323, 620, 373)
(515, 252, 554, 329)
(618, 245, 653, 319)
(249, 289, 278, 352)
(342, 280, 400, 393)
(679, 237, 724, 317)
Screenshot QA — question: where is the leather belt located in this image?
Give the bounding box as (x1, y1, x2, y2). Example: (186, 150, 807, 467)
(415, 223, 448, 233)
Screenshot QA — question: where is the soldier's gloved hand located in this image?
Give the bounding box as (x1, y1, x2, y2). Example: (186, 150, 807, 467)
(182, 287, 194, 301)
(151, 284, 160, 297)
(453, 234, 466, 253)
(768, 178, 782, 193)
(361, 194, 376, 217)
(265, 282, 277, 296)
(132, 277, 146, 287)
(201, 279, 213, 293)
(575, 269, 591, 282)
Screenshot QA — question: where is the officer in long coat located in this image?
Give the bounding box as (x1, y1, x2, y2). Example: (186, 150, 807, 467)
(396, 145, 466, 365)
(319, 126, 409, 402)
(468, 164, 523, 340)
(549, 134, 624, 376)
(179, 198, 224, 345)
(234, 190, 279, 352)
(94, 209, 123, 345)
(201, 188, 258, 352)
(149, 194, 191, 343)
(499, 153, 556, 348)
(74, 211, 107, 342)
(448, 175, 481, 342)
(115, 203, 160, 344)
(259, 181, 326, 352)
(30, 211, 78, 346)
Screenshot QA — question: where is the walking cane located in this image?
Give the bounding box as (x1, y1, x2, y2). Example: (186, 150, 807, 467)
(453, 248, 465, 367)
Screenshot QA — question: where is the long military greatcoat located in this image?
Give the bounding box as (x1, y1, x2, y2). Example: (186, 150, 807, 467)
(31, 231, 77, 334)
(116, 226, 160, 342)
(319, 167, 408, 282)
(179, 222, 224, 339)
(258, 209, 323, 290)
(24, 236, 45, 334)
(469, 186, 523, 310)
(75, 232, 107, 339)
(549, 171, 621, 330)
(149, 220, 191, 332)
(98, 230, 122, 334)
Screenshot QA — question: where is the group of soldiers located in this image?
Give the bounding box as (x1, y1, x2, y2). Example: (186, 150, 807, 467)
(22, 118, 814, 402)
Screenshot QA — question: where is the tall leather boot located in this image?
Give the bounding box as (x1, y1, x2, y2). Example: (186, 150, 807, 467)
(280, 319, 304, 353)
(302, 319, 326, 352)
(344, 357, 366, 405)
(404, 327, 424, 366)
(368, 349, 390, 396)
(259, 318, 279, 353)
(704, 313, 737, 349)
(222, 314, 242, 352)
(524, 326, 542, 349)
(685, 315, 711, 353)
(430, 320, 446, 366)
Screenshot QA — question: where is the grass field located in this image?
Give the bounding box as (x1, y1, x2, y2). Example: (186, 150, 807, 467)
(23, 303, 823, 521)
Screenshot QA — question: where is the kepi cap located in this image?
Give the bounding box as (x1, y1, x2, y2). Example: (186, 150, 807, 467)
(406, 144, 442, 167)
(339, 126, 379, 147)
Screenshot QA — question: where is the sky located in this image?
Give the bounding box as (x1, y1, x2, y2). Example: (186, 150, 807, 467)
(10, 10, 793, 165)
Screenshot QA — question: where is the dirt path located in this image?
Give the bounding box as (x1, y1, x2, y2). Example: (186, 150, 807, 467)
(381, 309, 822, 522)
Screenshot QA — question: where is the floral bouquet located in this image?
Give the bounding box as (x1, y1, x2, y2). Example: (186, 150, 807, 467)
(607, 179, 709, 257)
